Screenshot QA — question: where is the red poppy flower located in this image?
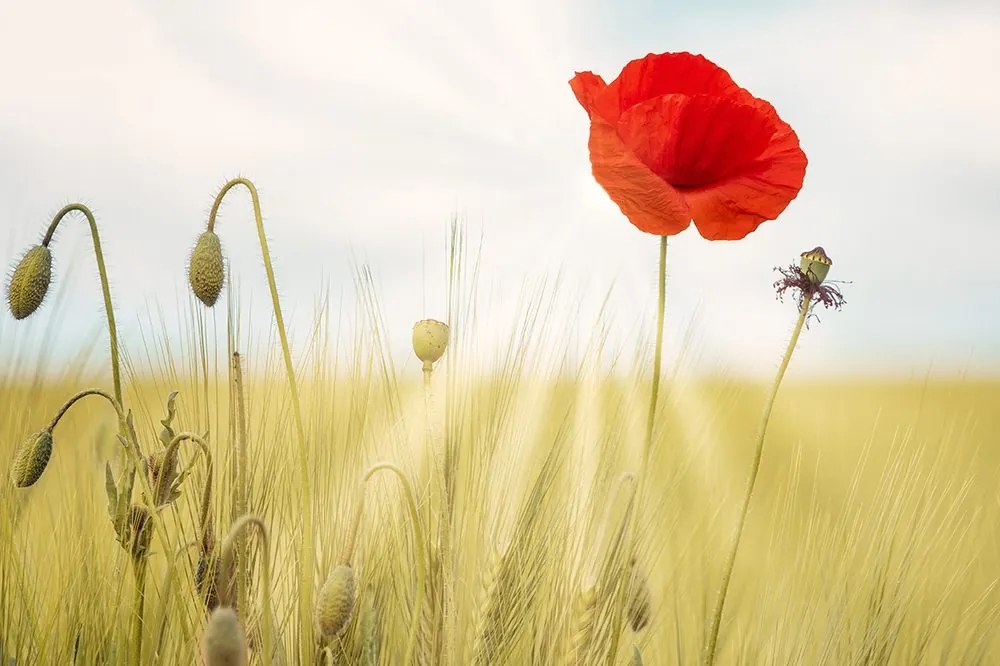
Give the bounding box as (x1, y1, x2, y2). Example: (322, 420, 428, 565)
(570, 52, 807, 240)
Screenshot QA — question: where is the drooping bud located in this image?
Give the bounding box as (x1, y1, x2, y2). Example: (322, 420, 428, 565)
(799, 246, 832, 285)
(201, 607, 249, 666)
(315, 564, 356, 639)
(189, 231, 225, 307)
(7, 245, 52, 320)
(412, 319, 450, 371)
(10, 430, 53, 487)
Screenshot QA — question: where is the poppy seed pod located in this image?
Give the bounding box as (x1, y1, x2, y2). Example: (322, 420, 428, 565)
(800, 246, 832, 285)
(189, 231, 225, 307)
(201, 607, 249, 666)
(315, 564, 356, 639)
(412, 319, 449, 371)
(10, 430, 53, 487)
(626, 567, 652, 632)
(7, 245, 52, 320)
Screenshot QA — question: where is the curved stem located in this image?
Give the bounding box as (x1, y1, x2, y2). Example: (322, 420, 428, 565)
(220, 515, 272, 664)
(45, 388, 126, 433)
(207, 178, 313, 653)
(41, 204, 122, 407)
(362, 463, 425, 665)
(160, 432, 214, 533)
(702, 298, 810, 666)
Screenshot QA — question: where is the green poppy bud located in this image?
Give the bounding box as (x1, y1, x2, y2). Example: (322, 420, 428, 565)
(10, 429, 53, 487)
(189, 231, 225, 307)
(7, 245, 52, 320)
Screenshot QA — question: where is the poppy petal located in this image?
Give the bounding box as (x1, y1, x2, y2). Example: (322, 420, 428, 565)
(616, 94, 778, 190)
(569, 71, 609, 117)
(685, 126, 808, 240)
(586, 115, 692, 236)
(601, 52, 745, 123)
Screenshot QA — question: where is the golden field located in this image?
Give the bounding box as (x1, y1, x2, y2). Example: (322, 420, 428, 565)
(2, 313, 997, 665)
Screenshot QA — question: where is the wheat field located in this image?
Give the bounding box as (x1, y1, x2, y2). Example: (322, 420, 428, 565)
(1, 225, 997, 666)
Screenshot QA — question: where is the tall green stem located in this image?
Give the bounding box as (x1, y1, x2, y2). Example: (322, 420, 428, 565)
(207, 178, 313, 655)
(41, 204, 122, 407)
(702, 297, 811, 666)
(611, 236, 667, 664)
(361, 463, 425, 665)
(642, 235, 669, 475)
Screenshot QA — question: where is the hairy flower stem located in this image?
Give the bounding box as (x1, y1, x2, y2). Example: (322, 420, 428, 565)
(220, 515, 272, 663)
(207, 178, 313, 656)
(348, 463, 426, 665)
(41, 204, 122, 406)
(230, 352, 250, 617)
(702, 297, 811, 666)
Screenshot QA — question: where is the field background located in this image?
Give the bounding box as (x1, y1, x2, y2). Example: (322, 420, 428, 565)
(1, 287, 997, 664)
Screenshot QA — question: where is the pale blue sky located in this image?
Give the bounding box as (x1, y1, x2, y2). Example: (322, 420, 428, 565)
(0, 0, 997, 377)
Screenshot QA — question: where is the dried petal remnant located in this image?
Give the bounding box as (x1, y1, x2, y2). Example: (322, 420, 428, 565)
(7, 245, 52, 320)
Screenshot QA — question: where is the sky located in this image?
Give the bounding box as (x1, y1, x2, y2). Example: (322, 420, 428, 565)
(0, 0, 998, 379)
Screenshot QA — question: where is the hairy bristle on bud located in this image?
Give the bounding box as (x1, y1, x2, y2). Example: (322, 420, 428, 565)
(188, 231, 225, 307)
(10, 430, 53, 487)
(201, 607, 249, 666)
(7, 245, 52, 320)
(315, 564, 356, 639)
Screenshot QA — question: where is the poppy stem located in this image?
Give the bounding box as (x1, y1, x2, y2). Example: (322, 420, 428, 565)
(642, 235, 668, 473)
(41, 204, 122, 410)
(207, 177, 313, 659)
(702, 296, 811, 666)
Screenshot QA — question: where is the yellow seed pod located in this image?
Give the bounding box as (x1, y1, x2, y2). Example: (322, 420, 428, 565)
(10, 430, 53, 487)
(412, 319, 449, 371)
(315, 564, 356, 639)
(626, 568, 652, 632)
(800, 246, 832, 285)
(7, 245, 52, 320)
(189, 231, 226, 307)
(201, 607, 249, 666)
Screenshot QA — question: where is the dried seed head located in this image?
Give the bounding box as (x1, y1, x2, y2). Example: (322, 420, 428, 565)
(189, 231, 225, 307)
(10, 430, 53, 487)
(315, 564, 356, 639)
(201, 607, 249, 666)
(412, 319, 449, 371)
(626, 567, 652, 632)
(799, 246, 832, 285)
(7, 245, 52, 320)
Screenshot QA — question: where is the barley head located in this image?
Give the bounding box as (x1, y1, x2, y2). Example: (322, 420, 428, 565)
(189, 231, 225, 306)
(412, 319, 450, 371)
(626, 567, 652, 632)
(10, 430, 53, 487)
(201, 607, 249, 666)
(7, 245, 52, 320)
(315, 564, 356, 639)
